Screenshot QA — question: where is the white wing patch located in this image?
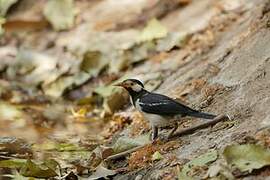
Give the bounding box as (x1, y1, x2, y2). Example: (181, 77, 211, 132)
(138, 101, 169, 106)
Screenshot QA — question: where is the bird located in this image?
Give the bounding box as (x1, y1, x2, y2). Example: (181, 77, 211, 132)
(115, 78, 216, 141)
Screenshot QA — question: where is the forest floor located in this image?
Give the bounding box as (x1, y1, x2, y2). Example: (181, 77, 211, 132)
(1, 0, 270, 179)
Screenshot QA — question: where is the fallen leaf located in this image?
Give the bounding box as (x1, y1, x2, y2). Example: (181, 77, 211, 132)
(10, 49, 58, 86)
(80, 51, 108, 76)
(43, 0, 75, 31)
(178, 150, 218, 179)
(112, 134, 150, 154)
(0, 0, 18, 16)
(57, 29, 140, 73)
(206, 162, 234, 180)
(156, 32, 189, 52)
(55, 143, 84, 152)
(223, 144, 270, 173)
(33, 140, 85, 152)
(0, 159, 27, 168)
(152, 151, 163, 161)
(43, 159, 59, 172)
(126, 41, 156, 64)
(0, 159, 59, 178)
(0, 102, 22, 120)
(44, 72, 90, 98)
(54, 151, 92, 165)
(88, 164, 116, 180)
(20, 159, 58, 178)
(139, 18, 168, 42)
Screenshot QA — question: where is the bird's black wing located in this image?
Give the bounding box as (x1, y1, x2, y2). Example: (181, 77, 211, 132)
(138, 92, 194, 116)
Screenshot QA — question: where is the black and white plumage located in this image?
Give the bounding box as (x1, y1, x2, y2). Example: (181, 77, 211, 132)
(115, 79, 216, 140)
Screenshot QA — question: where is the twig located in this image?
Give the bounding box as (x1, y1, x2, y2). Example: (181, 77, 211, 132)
(105, 114, 229, 161)
(105, 145, 144, 161)
(170, 114, 229, 139)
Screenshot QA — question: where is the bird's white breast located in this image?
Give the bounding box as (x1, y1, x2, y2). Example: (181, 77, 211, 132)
(135, 99, 174, 128)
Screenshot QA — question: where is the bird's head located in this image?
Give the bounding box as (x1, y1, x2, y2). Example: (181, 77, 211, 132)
(114, 79, 144, 93)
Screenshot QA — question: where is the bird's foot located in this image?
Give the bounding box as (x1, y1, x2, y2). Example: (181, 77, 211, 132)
(166, 124, 178, 141)
(150, 126, 159, 141)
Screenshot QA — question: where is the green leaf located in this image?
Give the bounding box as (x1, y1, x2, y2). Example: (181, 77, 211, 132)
(43, 0, 75, 31)
(223, 144, 270, 173)
(178, 150, 218, 179)
(43, 159, 59, 171)
(20, 160, 58, 178)
(139, 18, 168, 42)
(33, 140, 85, 152)
(152, 151, 163, 161)
(0, 0, 18, 16)
(0, 159, 59, 178)
(0, 159, 27, 168)
(55, 143, 85, 151)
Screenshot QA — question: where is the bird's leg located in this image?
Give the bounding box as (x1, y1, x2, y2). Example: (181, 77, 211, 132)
(167, 123, 178, 140)
(151, 126, 159, 142)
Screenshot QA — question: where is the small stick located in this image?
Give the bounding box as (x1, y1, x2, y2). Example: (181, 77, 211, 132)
(105, 145, 144, 161)
(105, 114, 229, 161)
(170, 114, 229, 139)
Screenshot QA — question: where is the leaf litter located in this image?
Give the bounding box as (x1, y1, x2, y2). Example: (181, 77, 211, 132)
(223, 144, 270, 173)
(0, 0, 263, 179)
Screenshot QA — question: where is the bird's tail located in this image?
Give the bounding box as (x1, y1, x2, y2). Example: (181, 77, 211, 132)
(188, 110, 216, 119)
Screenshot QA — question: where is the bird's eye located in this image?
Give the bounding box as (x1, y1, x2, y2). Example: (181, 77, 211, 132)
(131, 83, 134, 85)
